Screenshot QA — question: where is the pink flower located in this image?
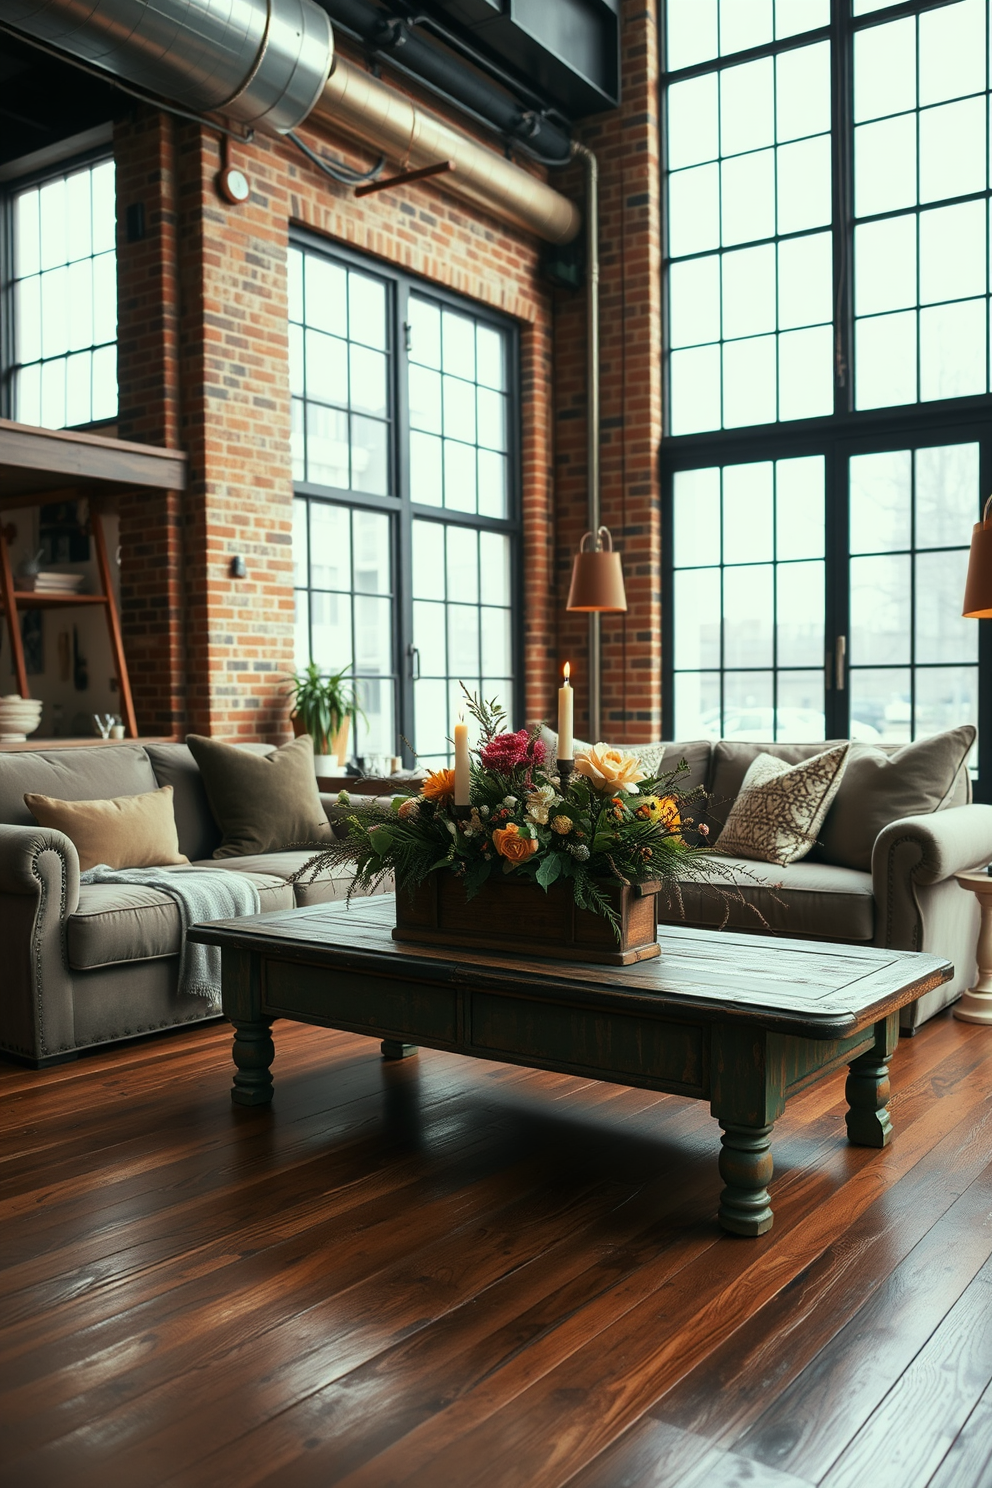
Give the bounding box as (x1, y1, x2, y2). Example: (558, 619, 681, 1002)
(479, 729, 546, 774)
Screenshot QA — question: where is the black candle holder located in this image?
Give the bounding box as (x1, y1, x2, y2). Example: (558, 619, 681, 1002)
(557, 758, 574, 783)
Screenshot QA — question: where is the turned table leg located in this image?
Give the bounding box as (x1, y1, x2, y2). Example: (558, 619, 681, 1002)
(231, 1017, 275, 1105)
(718, 1122, 775, 1236)
(846, 1013, 897, 1147)
(953, 872, 992, 1026)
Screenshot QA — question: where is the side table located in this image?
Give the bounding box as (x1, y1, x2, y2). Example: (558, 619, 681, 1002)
(953, 872, 992, 1025)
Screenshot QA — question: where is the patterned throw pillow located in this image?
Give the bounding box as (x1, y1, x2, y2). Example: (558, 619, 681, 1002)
(716, 744, 851, 866)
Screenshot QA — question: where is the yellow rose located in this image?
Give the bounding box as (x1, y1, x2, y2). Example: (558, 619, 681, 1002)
(492, 823, 539, 865)
(574, 743, 645, 795)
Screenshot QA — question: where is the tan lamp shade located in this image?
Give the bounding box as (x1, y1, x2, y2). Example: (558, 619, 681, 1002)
(963, 499, 992, 618)
(566, 526, 628, 612)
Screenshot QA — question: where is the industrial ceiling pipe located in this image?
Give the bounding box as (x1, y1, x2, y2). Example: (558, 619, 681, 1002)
(310, 55, 580, 243)
(2, 0, 335, 133)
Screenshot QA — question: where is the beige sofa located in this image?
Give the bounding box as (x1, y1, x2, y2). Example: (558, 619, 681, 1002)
(539, 730, 991, 1034)
(0, 741, 365, 1067)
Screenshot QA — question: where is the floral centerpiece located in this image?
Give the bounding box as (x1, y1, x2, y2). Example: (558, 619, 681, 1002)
(299, 692, 713, 957)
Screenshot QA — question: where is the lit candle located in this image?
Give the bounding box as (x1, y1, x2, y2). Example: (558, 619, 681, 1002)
(557, 662, 573, 762)
(454, 714, 471, 807)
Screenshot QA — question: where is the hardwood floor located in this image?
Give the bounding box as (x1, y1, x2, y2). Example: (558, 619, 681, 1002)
(1, 1009, 990, 1488)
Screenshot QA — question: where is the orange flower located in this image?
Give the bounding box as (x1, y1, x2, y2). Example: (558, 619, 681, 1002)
(636, 793, 680, 830)
(423, 768, 456, 802)
(492, 823, 539, 865)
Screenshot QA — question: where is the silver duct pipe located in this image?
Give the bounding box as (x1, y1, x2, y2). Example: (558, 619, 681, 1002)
(3, 0, 333, 133)
(312, 57, 581, 245)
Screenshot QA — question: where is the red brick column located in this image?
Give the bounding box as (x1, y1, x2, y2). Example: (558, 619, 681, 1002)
(554, 0, 663, 744)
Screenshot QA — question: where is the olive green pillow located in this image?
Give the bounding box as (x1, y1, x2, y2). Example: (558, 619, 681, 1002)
(186, 734, 334, 859)
(817, 726, 976, 872)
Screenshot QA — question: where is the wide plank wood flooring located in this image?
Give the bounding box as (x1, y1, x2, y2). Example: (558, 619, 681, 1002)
(1, 1009, 991, 1487)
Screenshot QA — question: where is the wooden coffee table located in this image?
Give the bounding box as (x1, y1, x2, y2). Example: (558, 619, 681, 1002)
(188, 897, 951, 1237)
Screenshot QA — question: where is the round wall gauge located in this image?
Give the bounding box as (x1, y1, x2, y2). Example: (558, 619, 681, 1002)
(217, 166, 250, 205)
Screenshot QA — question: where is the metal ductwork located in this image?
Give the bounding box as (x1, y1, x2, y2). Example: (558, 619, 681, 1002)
(3, 0, 334, 133)
(313, 57, 580, 244)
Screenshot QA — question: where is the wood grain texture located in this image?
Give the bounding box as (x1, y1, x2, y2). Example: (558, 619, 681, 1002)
(0, 1007, 989, 1488)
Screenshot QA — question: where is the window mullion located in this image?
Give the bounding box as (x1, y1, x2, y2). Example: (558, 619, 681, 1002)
(831, 0, 854, 416)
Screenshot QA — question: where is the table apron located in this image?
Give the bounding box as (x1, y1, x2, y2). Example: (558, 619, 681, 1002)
(238, 956, 882, 1105)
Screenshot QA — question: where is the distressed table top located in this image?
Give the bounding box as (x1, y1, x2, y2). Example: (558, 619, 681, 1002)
(188, 895, 952, 1041)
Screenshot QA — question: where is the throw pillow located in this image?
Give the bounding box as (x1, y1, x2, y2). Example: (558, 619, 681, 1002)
(817, 726, 976, 872)
(24, 785, 188, 872)
(716, 744, 850, 866)
(186, 733, 333, 859)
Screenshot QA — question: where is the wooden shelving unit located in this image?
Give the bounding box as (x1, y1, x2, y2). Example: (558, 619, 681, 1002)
(0, 418, 187, 742)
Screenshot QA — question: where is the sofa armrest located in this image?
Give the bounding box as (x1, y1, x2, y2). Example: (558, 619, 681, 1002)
(872, 805, 992, 952)
(0, 824, 80, 1062)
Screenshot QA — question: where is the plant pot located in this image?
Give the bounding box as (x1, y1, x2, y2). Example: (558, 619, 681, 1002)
(291, 712, 350, 766)
(393, 871, 661, 966)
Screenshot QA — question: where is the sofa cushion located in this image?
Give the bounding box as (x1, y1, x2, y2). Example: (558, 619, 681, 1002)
(67, 871, 293, 970)
(145, 741, 279, 861)
(705, 741, 849, 841)
(716, 745, 850, 866)
(817, 727, 978, 872)
(24, 785, 188, 872)
(189, 851, 361, 906)
(0, 744, 159, 828)
(187, 733, 333, 858)
(537, 727, 712, 794)
(660, 856, 874, 942)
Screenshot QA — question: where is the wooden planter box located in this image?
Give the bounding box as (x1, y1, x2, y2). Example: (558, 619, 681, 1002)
(393, 871, 662, 965)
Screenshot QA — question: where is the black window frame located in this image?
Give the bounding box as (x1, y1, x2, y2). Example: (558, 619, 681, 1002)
(0, 142, 118, 428)
(660, 0, 992, 798)
(290, 227, 523, 767)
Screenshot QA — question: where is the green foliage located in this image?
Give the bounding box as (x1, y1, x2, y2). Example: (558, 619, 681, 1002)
(293, 691, 717, 939)
(284, 660, 367, 754)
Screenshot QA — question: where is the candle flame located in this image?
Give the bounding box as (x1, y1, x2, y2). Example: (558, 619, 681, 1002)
(563, 661, 570, 683)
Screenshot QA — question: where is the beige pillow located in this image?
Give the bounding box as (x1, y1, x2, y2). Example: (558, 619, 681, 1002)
(817, 726, 976, 871)
(186, 732, 334, 859)
(24, 785, 188, 872)
(716, 745, 850, 866)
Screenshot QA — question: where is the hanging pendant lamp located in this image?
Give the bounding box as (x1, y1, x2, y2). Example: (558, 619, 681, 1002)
(963, 496, 992, 618)
(566, 526, 627, 613)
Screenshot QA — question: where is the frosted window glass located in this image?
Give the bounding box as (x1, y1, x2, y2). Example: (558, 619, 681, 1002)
(855, 217, 917, 316)
(723, 336, 777, 427)
(669, 164, 721, 257)
(850, 450, 911, 556)
(668, 74, 719, 168)
(722, 243, 776, 339)
(670, 344, 721, 434)
(776, 456, 825, 560)
(674, 467, 721, 568)
(778, 325, 834, 421)
(776, 43, 830, 143)
(721, 58, 774, 156)
(720, 0, 772, 56)
(919, 97, 986, 204)
(854, 115, 917, 217)
(855, 311, 918, 409)
(776, 135, 831, 235)
(722, 150, 776, 245)
(854, 17, 916, 122)
(918, 0, 986, 107)
(916, 443, 980, 549)
(669, 256, 721, 347)
(919, 201, 986, 304)
(724, 462, 773, 564)
(919, 300, 987, 401)
(666, 0, 718, 70)
(775, 0, 828, 40)
(778, 232, 832, 330)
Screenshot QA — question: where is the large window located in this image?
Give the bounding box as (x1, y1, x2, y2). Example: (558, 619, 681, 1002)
(290, 238, 519, 767)
(663, 0, 992, 790)
(4, 156, 117, 428)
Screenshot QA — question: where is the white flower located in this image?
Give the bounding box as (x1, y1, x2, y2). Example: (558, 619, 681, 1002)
(503, 795, 518, 808)
(445, 819, 458, 837)
(574, 743, 645, 795)
(525, 784, 559, 826)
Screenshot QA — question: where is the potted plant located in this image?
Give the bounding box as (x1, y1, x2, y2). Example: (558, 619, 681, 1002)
(285, 661, 365, 767)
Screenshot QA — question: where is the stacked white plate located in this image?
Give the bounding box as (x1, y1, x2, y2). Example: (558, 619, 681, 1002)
(0, 695, 44, 741)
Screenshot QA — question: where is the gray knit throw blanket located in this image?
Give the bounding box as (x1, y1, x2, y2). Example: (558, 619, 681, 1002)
(79, 864, 261, 1006)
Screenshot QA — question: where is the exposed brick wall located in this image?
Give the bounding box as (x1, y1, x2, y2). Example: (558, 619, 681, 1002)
(554, 0, 664, 745)
(113, 10, 660, 746)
